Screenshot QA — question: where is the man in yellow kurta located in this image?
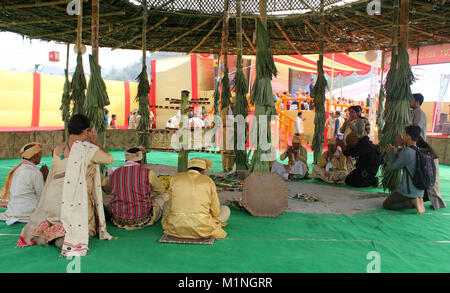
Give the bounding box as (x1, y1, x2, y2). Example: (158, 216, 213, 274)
(271, 134, 309, 180)
(311, 138, 348, 184)
(220, 97, 235, 172)
(162, 158, 230, 239)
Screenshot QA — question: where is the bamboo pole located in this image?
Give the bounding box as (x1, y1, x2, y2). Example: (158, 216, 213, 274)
(91, 0, 99, 62)
(188, 17, 222, 54)
(143, 0, 147, 66)
(150, 19, 210, 53)
(112, 17, 168, 50)
(236, 0, 243, 56)
(76, 0, 83, 52)
(340, 74, 343, 99)
(260, 0, 267, 28)
(399, 0, 409, 48)
(222, 0, 230, 69)
(4, 0, 87, 9)
(330, 53, 334, 98)
(274, 21, 302, 55)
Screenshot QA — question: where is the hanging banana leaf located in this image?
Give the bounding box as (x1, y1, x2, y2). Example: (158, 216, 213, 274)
(60, 69, 71, 126)
(213, 82, 220, 116)
(221, 67, 232, 109)
(249, 18, 278, 173)
(376, 85, 385, 140)
(134, 65, 151, 148)
(233, 54, 249, 170)
(70, 53, 87, 116)
(312, 59, 327, 165)
(380, 44, 414, 192)
(86, 54, 110, 136)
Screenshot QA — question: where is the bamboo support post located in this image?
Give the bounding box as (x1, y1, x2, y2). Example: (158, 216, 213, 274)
(76, 0, 83, 52)
(177, 90, 190, 172)
(91, 0, 99, 62)
(399, 0, 409, 48)
(151, 19, 210, 53)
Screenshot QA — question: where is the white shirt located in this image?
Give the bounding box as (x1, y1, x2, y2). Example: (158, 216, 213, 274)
(295, 117, 304, 134)
(4, 162, 44, 219)
(189, 117, 205, 129)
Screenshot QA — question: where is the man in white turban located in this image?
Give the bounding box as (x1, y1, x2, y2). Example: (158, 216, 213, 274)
(0, 142, 49, 225)
(162, 157, 230, 239)
(271, 134, 308, 180)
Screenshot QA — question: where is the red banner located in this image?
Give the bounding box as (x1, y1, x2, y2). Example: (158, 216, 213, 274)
(384, 43, 450, 68)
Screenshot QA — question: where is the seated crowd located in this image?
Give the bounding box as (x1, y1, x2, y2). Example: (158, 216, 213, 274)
(0, 92, 444, 256)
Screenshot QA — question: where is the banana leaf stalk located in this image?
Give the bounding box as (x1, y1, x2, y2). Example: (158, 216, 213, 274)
(233, 54, 249, 170)
(134, 65, 151, 148)
(376, 85, 385, 140)
(380, 44, 414, 192)
(311, 59, 327, 165)
(60, 69, 71, 128)
(86, 54, 110, 141)
(249, 18, 278, 173)
(70, 53, 87, 116)
(221, 67, 232, 109)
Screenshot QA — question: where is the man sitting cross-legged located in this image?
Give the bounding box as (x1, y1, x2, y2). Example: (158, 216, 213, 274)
(0, 142, 48, 225)
(107, 147, 168, 229)
(382, 126, 426, 214)
(271, 134, 309, 180)
(311, 138, 348, 184)
(162, 158, 230, 239)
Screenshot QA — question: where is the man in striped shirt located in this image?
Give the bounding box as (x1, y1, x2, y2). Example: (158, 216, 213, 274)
(107, 147, 167, 230)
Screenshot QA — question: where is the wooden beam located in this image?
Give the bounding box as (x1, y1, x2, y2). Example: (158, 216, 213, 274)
(4, 0, 87, 9)
(31, 16, 143, 39)
(260, 0, 267, 28)
(150, 19, 210, 53)
(303, 19, 346, 53)
(188, 17, 222, 54)
(242, 28, 256, 53)
(0, 11, 126, 27)
(142, 0, 147, 66)
(112, 17, 168, 50)
(222, 0, 230, 67)
(76, 0, 83, 51)
(339, 14, 392, 42)
(409, 26, 450, 42)
(274, 21, 302, 55)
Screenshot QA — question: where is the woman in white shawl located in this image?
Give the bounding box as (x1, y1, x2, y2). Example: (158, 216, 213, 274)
(17, 114, 114, 257)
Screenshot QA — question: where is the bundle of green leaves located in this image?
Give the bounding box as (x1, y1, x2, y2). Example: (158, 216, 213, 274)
(312, 59, 327, 165)
(134, 65, 151, 147)
(380, 44, 414, 192)
(86, 54, 110, 135)
(70, 53, 87, 116)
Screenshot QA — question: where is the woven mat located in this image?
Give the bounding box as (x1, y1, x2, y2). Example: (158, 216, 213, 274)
(159, 234, 215, 245)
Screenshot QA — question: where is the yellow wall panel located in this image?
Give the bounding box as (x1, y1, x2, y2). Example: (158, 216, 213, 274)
(0, 70, 34, 127)
(40, 74, 65, 127)
(154, 56, 192, 128)
(105, 80, 126, 127)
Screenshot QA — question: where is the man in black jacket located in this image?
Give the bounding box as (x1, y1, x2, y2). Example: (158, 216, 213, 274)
(337, 132, 382, 188)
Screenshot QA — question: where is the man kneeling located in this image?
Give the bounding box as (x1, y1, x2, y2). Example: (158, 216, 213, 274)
(311, 138, 347, 184)
(382, 126, 426, 214)
(107, 147, 168, 229)
(162, 158, 230, 239)
(271, 134, 308, 180)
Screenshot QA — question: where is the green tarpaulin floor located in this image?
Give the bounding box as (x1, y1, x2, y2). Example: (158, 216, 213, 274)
(0, 150, 449, 273)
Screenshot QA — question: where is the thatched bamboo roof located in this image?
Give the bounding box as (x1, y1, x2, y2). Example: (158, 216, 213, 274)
(0, 0, 449, 55)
